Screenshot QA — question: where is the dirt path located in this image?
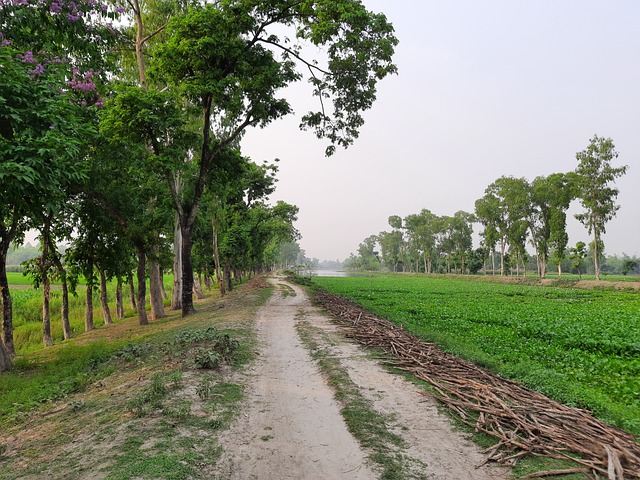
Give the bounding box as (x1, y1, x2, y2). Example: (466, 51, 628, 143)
(215, 279, 508, 479)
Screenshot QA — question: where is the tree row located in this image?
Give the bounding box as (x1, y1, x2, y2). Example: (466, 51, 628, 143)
(0, 0, 399, 371)
(347, 136, 628, 278)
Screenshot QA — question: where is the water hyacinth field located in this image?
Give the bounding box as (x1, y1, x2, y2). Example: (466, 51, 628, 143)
(312, 274, 640, 435)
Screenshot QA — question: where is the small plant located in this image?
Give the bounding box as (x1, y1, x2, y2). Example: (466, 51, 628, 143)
(166, 371, 183, 389)
(111, 343, 150, 361)
(196, 376, 215, 400)
(126, 373, 167, 417)
(194, 349, 221, 369)
(163, 401, 191, 420)
(0, 443, 7, 457)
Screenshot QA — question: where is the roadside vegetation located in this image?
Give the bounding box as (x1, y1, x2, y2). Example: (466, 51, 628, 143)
(312, 274, 640, 436)
(0, 281, 270, 479)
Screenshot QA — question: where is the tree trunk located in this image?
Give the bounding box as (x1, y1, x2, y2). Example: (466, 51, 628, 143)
(593, 227, 600, 281)
(85, 282, 94, 332)
(0, 340, 11, 373)
(224, 258, 233, 292)
(180, 224, 196, 316)
(149, 249, 165, 321)
(99, 269, 113, 325)
(136, 244, 148, 325)
(47, 237, 71, 340)
(128, 272, 137, 311)
(0, 249, 14, 355)
(491, 249, 496, 276)
(42, 259, 53, 347)
(172, 217, 182, 310)
(193, 275, 205, 300)
(212, 218, 225, 296)
(557, 262, 562, 278)
(203, 267, 211, 290)
(60, 272, 72, 339)
(116, 277, 125, 319)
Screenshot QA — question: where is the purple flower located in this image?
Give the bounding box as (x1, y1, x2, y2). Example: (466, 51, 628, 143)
(50, 2, 62, 13)
(0, 40, 10, 47)
(27, 63, 45, 76)
(100, 3, 107, 11)
(18, 51, 37, 64)
(115, 6, 125, 13)
(12, 0, 29, 6)
(67, 12, 81, 22)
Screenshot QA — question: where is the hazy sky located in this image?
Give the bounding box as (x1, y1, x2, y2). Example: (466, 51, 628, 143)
(243, 1, 639, 262)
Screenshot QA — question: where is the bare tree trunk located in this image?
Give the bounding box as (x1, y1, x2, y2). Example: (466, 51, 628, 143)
(85, 283, 94, 332)
(193, 275, 205, 300)
(42, 272, 53, 347)
(224, 258, 233, 292)
(557, 262, 562, 278)
(149, 248, 165, 321)
(136, 244, 148, 325)
(116, 277, 125, 319)
(593, 228, 600, 281)
(99, 269, 113, 325)
(181, 223, 196, 316)
(0, 251, 14, 355)
(203, 266, 212, 290)
(492, 249, 496, 276)
(0, 340, 11, 373)
(127, 272, 137, 312)
(46, 237, 71, 340)
(60, 273, 72, 339)
(212, 218, 225, 296)
(172, 216, 182, 310)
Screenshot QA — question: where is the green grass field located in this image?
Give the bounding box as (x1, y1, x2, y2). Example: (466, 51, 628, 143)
(6, 274, 175, 355)
(312, 274, 640, 435)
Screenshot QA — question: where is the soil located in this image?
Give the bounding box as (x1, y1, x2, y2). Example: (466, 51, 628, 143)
(213, 278, 509, 479)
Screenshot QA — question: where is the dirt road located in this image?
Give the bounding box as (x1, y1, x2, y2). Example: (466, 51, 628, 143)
(214, 279, 508, 479)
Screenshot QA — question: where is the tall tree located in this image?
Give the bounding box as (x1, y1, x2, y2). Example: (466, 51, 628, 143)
(150, 1, 397, 315)
(574, 135, 627, 280)
(0, 0, 121, 363)
(528, 173, 576, 278)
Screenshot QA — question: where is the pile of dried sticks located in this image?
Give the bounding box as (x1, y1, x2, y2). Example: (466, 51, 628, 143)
(313, 290, 640, 480)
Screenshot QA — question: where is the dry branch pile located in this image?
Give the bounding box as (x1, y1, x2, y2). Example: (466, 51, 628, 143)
(313, 290, 640, 480)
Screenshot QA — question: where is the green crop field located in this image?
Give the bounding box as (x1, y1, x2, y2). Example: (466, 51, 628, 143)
(313, 274, 640, 435)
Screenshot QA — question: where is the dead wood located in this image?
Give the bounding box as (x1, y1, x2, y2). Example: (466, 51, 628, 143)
(312, 290, 640, 479)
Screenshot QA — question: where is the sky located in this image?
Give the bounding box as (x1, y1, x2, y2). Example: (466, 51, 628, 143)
(244, 1, 640, 262)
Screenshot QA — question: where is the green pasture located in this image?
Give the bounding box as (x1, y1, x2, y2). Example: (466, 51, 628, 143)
(313, 274, 640, 435)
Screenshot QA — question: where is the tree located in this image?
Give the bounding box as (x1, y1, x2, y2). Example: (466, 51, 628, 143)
(574, 136, 627, 280)
(150, 1, 397, 315)
(404, 209, 438, 273)
(0, 0, 122, 362)
(569, 241, 587, 279)
(529, 173, 576, 278)
(476, 177, 529, 276)
(621, 258, 639, 276)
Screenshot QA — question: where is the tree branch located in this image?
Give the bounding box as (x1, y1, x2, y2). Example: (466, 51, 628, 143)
(256, 37, 332, 76)
(141, 23, 167, 45)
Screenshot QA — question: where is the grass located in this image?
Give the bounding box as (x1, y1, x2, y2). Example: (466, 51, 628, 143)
(8, 273, 177, 355)
(0, 279, 269, 480)
(312, 274, 640, 436)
